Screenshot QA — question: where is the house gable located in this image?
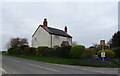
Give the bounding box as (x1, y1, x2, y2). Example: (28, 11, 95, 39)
(32, 26, 51, 47)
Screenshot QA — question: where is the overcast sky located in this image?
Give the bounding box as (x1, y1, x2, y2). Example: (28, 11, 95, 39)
(1, 2, 118, 50)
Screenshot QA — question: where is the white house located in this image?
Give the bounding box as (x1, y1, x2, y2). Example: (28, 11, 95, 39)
(32, 18, 72, 48)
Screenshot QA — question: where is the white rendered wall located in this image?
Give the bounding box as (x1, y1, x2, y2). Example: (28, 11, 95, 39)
(32, 26, 51, 48)
(51, 34, 72, 47)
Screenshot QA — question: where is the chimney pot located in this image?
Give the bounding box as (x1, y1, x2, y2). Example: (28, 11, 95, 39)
(64, 26, 67, 32)
(43, 18, 48, 27)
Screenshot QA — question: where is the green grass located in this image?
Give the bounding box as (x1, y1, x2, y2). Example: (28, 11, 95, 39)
(0, 52, 2, 54)
(2, 53, 120, 68)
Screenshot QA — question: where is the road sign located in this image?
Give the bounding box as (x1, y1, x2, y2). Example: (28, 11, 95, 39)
(100, 40, 105, 46)
(101, 52, 105, 57)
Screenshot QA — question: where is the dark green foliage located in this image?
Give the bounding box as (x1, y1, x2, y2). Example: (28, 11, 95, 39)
(110, 31, 120, 48)
(20, 45, 29, 55)
(55, 46, 71, 58)
(24, 47, 37, 55)
(37, 46, 49, 56)
(20, 45, 29, 50)
(84, 48, 96, 58)
(8, 47, 20, 54)
(37, 46, 71, 58)
(111, 47, 120, 58)
(2, 51, 6, 53)
(70, 45, 85, 58)
(42, 48, 55, 57)
(8, 48, 14, 54)
(7, 45, 29, 55)
(38, 47, 55, 57)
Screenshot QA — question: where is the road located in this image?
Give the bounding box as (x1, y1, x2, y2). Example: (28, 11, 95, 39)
(1, 55, 119, 75)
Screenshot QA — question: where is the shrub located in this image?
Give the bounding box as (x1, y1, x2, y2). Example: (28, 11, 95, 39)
(20, 45, 29, 55)
(98, 50, 115, 58)
(20, 45, 29, 50)
(84, 48, 96, 58)
(37, 46, 71, 58)
(42, 48, 55, 57)
(7, 47, 20, 54)
(8, 48, 14, 54)
(55, 46, 71, 58)
(70, 45, 85, 58)
(37, 46, 48, 56)
(24, 47, 37, 55)
(14, 47, 21, 54)
(111, 47, 120, 58)
(2, 51, 6, 54)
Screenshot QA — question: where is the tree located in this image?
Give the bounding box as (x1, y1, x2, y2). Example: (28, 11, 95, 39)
(109, 31, 120, 48)
(9, 38, 28, 48)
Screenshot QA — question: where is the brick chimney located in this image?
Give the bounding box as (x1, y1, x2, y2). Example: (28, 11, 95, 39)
(43, 18, 47, 27)
(64, 26, 67, 32)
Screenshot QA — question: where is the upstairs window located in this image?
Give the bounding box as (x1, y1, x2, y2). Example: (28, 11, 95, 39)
(34, 38, 37, 42)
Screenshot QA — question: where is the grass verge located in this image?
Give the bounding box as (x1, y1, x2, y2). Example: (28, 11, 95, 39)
(2, 53, 120, 68)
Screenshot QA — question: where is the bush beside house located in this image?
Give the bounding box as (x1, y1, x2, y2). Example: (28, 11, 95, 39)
(70, 45, 85, 58)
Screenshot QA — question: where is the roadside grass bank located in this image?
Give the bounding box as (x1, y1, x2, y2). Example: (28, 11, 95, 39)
(2, 53, 120, 68)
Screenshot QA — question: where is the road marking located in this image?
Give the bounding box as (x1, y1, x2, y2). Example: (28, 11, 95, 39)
(0, 68, 7, 74)
(8, 59, 20, 63)
(26, 63, 59, 72)
(47, 63, 107, 74)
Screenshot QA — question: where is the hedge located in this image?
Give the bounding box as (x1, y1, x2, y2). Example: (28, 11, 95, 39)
(24, 47, 37, 55)
(37, 46, 49, 56)
(55, 46, 71, 58)
(8, 47, 20, 54)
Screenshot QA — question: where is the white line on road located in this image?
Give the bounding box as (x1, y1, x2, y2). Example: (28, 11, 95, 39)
(26, 63, 60, 72)
(0, 68, 7, 74)
(8, 59, 20, 62)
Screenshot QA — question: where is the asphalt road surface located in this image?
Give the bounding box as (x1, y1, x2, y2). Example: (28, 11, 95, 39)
(1, 55, 119, 74)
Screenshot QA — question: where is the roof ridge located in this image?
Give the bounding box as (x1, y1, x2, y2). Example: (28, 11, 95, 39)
(33, 25, 72, 38)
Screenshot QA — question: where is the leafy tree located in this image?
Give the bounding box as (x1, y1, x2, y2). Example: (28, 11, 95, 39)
(9, 38, 28, 48)
(109, 31, 120, 48)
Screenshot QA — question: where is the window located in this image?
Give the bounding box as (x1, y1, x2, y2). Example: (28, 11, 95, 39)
(34, 38, 37, 41)
(54, 35, 59, 39)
